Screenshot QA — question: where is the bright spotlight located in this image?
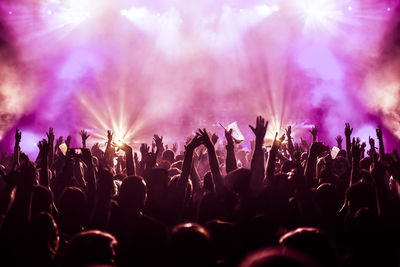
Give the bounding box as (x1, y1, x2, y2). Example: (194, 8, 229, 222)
(348, 6, 352, 11)
(255, 5, 272, 17)
(120, 9, 127, 16)
(122, 7, 149, 22)
(295, 0, 343, 34)
(272, 5, 279, 12)
(387, 7, 391, 12)
(8, 11, 12, 15)
(47, 10, 52, 15)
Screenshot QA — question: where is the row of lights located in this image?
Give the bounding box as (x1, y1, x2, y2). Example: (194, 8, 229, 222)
(7, 6, 394, 16)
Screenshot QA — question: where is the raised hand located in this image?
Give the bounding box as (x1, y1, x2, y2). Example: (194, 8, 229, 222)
(185, 135, 202, 151)
(114, 141, 132, 153)
(107, 130, 113, 143)
(114, 142, 135, 175)
(344, 123, 353, 137)
(369, 136, 375, 150)
(80, 130, 90, 148)
(197, 129, 214, 149)
(309, 125, 318, 142)
(285, 125, 292, 139)
(225, 128, 234, 147)
(153, 134, 163, 148)
(146, 146, 158, 169)
(140, 143, 150, 158)
(15, 128, 21, 144)
(351, 138, 361, 162)
(65, 136, 72, 149)
(37, 139, 49, 157)
(376, 125, 385, 156)
(13, 128, 22, 165)
(172, 143, 178, 153)
(345, 123, 353, 164)
(249, 116, 268, 146)
(271, 132, 285, 151)
(336, 135, 343, 149)
(46, 128, 54, 144)
(55, 136, 63, 147)
(376, 125, 383, 140)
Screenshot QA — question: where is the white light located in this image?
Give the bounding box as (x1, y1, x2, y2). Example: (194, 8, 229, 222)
(240, 9, 243, 12)
(121, 9, 127, 16)
(272, 5, 279, 12)
(295, 0, 343, 34)
(255, 5, 272, 17)
(348, 6, 352, 11)
(47, 10, 52, 15)
(156, 13, 161, 17)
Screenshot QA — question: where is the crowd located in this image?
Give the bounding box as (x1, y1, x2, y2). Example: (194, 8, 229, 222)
(0, 116, 399, 266)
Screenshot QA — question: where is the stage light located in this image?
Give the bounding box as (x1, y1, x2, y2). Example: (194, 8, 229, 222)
(255, 5, 272, 17)
(47, 10, 52, 15)
(8, 11, 12, 15)
(387, 7, 391, 12)
(121, 7, 149, 22)
(348, 6, 352, 11)
(272, 5, 279, 12)
(295, 0, 343, 34)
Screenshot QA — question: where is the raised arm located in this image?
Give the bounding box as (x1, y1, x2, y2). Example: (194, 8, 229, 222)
(309, 125, 318, 143)
(180, 135, 202, 188)
(266, 133, 285, 183)
(345, 123, 353, 164)
(104, 130, 114, 167)
(38, 139, 50, 187)
(336, 135, 343, 150)
(368, 136, 377, 161)
(304, 142, 324, 188)
(197, 129, 223, 188)
(13, 128, 21, 166)
(350, 138, 361, 186)
(224, 129, 237, 173)
(285, 126, 295, 159)
(116, 142, 136, 176)
(153, 134, 164, 161)
(80, 130, 90, 149)
(46, 128, 55, 168)
(376, 125, 384, 157)
(249, 116, 268, 191)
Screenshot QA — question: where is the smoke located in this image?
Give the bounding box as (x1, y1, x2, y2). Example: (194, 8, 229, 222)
(0, 0, 399, 158)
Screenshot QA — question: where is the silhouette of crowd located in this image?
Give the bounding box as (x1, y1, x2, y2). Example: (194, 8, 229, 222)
(0, 117, 399, 266)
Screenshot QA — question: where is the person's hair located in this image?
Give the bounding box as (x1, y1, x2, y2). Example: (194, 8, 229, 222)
(167, 222, 213, 266)
(62, 230, 118, 267)
(279, 227, 336, 267)
(239, 247, 319, 267)
(118, 176, 147, 212)
(162, 149, 175, 163)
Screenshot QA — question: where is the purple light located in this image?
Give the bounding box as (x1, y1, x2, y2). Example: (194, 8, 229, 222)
(348, 6, 353, 11)
(8, 11, 12, 15)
